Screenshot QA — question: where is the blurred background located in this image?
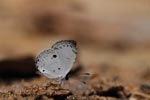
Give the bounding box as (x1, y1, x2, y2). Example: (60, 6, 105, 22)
(0, 0, 150, 86)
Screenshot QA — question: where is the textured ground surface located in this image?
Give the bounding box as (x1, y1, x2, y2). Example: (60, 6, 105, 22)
(0, 46, 149, 100)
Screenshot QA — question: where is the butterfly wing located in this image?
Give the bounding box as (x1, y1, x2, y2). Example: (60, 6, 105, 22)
(37, 66, 57, 79)
(35, 48, 64, 79)
(52, 40, 77, 78)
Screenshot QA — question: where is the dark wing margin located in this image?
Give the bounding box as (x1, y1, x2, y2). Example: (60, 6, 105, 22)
(51, 40, 77, 48)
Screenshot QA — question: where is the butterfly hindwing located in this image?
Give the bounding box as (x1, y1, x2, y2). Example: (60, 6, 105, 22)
(52, 40, 77, 78)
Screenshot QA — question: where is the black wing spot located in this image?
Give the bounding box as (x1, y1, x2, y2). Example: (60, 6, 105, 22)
(53, 55, 57, 58)
(58, 68, 61, 70)
(35, 58, 39, 62)
(55, 47, 59, 50)
(53, 70, 55, 72)
(42, 70, 45, 72)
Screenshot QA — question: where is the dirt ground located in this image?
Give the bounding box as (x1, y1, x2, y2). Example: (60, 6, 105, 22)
(0, 35, 149, 100)
(0, 0, 150, 100)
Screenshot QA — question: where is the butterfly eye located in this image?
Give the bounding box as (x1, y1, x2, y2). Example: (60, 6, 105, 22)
(53, 55, 57, 58)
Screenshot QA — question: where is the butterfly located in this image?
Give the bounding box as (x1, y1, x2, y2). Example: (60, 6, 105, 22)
(35, 40, 77, 82)
(35, 40, 90, 94)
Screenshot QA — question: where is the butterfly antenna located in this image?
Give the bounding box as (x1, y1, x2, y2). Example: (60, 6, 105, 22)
(83, 73, 91, 76)
(80, 73, 91, 78)
(81, 81, 87, 85)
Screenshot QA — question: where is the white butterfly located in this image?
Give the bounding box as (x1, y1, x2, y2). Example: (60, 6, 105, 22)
(35, 40, 77, 82)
